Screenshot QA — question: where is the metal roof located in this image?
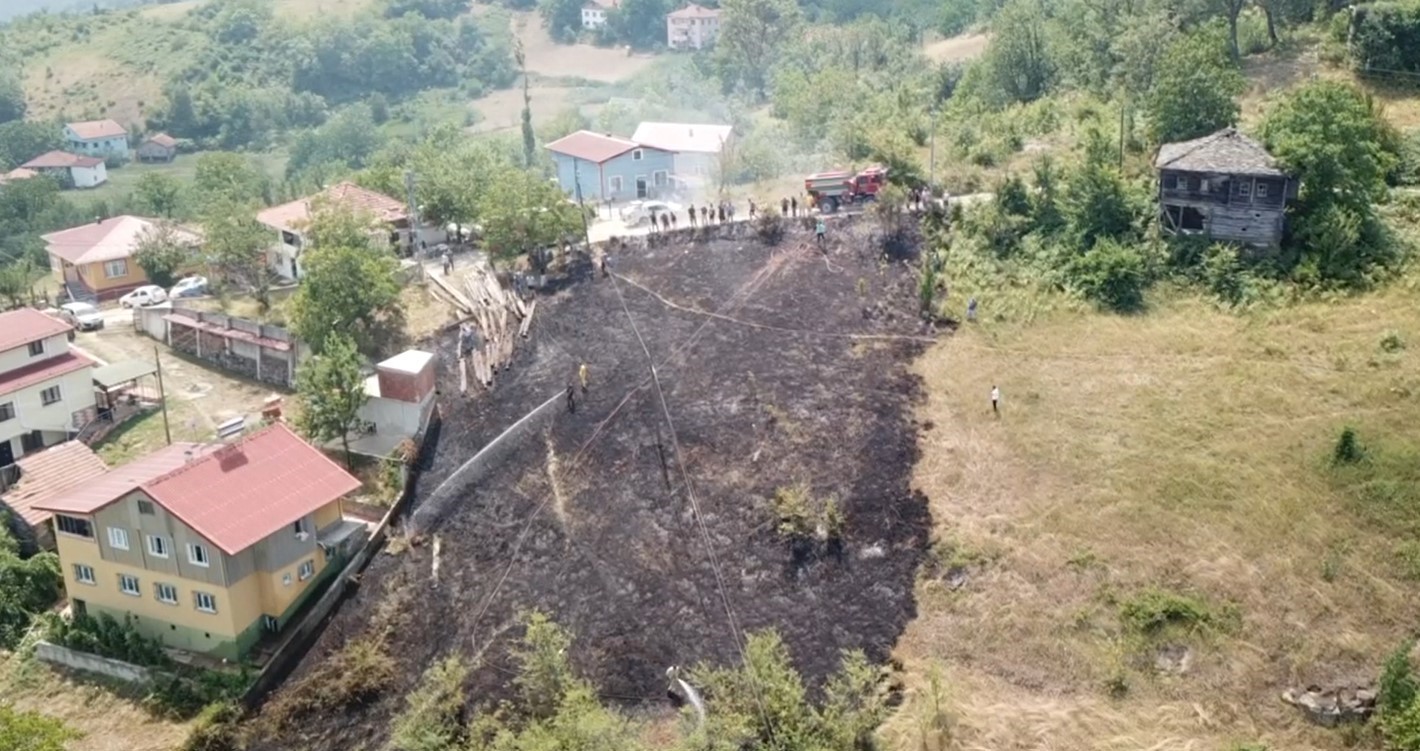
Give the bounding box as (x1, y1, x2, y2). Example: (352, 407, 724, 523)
(93, 359, 158, 390)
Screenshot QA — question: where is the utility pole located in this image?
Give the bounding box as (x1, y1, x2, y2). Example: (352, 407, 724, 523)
(574, 161, 593, 251)
(404, 170, 421, 260)
(154, 346, 171, 446)
(928, 107, 938, 189)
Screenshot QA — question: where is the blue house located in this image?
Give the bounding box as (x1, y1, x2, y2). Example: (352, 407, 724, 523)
(546, 131, 675, 203)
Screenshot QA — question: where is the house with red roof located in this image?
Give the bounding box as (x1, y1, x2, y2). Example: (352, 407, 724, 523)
(0, 441, 108, 551)
(63, 119, 130, 160)
(256, 181, 439, 281)
(545, 130, 675, 203)
(0, 308, 97, 469)
(667, 3, 720, 50)
(136, 133, 178, 164)
(35, 422, 367, 659)
(21, 150, 108, 189)
(43, 216, 202, 302)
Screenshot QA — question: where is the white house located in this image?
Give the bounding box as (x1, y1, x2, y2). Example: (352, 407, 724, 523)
(63, 119, 130, 160)
(667, 3, 720, 50)
(347, 350, 436, 458)
(582, 0, 619, 29)
(631, 121, 733, 191)
(255, 181, 441, 281)
(20, 151, 108, 189)
(0, 309, 98, 468)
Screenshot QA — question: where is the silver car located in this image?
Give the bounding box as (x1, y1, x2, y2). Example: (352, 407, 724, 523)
(59, 302, 104, 331)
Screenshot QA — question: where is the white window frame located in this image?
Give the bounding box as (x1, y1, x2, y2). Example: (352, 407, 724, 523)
(73, 564, 96, 585)
(107, 527, 129, 550)
(194, 591, 217, 614)
(1256, 182, 1269, 198)
(187, 543, 210, 567)
(147, 534, 169, 558)
(28, 340, 44, 357)
(632, 149, 644, 161)
(0, 402, 13, 422)
(292, 518, 307, 536)
(103, 259, 128, 279)
(298, 560, 315, 581)
(1239, 181, 1251, 196)
(155, 582, 178, 605)
(56, 515, 93, 539)
(40, 385, 61, 406)
(608, 175, 623, 192)
(653, 170, 668, 187)
(119, 574, 141, 596)
(137, 500, 155, 515)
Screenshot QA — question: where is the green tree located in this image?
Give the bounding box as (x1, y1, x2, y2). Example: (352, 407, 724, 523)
(538, 0, 584, 42)
(200, 199, 268, 286)
(295, 333, 367, 468)
(716, 0, 805, 100)
(132, 223, 193, 289)
(287, 205, 403, 353)
(603, 0, 674, 48)
(134, 172, 184, 219)
(193, 151, 269, 206)
(0, 705, 79, 751)
(1063, 128, 1137, 248)
(1066, 237, 1149, 312)
(1147, 29, 1245, 143)
(480, 167, 583, 265)
(0, 121, 62, 171)
(975, 0, 1055, 105)
(1259, 80, 1399, 283)
(383, 0, 467, 18)
(1381, 641, 1419, 717)
(518, 42, 536, 169)
(0, 74, 24, 125)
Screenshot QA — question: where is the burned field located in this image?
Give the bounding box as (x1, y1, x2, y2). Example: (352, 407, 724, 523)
(251, 221, 938, 749)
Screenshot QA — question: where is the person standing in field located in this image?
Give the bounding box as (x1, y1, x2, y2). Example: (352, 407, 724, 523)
(781, 197, 789, 216)
(687, 206, 696, 227)
(791, 196, 798, 217)
(990, 385, 1000, 415)
(815, 217, 826, 247)
(578, 363, 589, 393)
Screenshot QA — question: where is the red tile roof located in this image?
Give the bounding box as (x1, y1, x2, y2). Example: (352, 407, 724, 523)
(257, 181, 407, 233)
(42, 216, 197, 266)
(23, 151, 105, 169)
(545, 130, 643, 163)
(67, 119, 127, 140)
(0, 309, 73, 353)
(0, 351, 95, 398)
(145, 133, 177, 148)
(2, 443, 109, 529)
(142, 423, 360, 554)
(668, 3, 719, 18)
(35, 443, 207, 517)
(36, 425, 361, 555)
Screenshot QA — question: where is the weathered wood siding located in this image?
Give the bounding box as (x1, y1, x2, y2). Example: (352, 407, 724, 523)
(1158, 169, 1294, 247)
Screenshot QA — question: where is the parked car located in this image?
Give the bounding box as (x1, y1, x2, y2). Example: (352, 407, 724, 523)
(170, 275, 209, 298)
(119, 285, 168, 308)
(58, 302, 104, 331)
(619, 200, 681, 227)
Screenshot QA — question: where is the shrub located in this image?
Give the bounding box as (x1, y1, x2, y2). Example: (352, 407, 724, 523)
(1384, 695, 1420, 751)
(180, 702, 244, 751)
(388, 655, 467, 751)
(46, 612, 171, 668)
(1381, 331, 1406, 353)
(772, 484, 815, 541)
(1119, 588, 1218, 635)
(754, 210, 786, 246)
(1066, 239, 1149, 313)
(1334, 426, 1365, 465)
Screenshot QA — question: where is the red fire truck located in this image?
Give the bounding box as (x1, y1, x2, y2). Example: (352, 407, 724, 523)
(803, 165, 888, 213)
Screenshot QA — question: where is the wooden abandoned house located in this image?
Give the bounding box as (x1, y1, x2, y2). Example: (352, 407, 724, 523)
(1154, 128, 1298, 248)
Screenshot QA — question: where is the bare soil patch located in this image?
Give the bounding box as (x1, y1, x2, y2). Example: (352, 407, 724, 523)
(246, 220, 937, 750)
(513, 11, 660, 83)
(923, 33, 990, 64)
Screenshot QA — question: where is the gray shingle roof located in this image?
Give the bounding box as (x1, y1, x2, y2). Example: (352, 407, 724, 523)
(1155, 128, 1286, 177)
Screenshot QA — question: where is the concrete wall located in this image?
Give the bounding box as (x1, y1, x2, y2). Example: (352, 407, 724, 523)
(139, 306, 301, 388)
(35, 640, 151, 683)
(72, 164, 107, 189)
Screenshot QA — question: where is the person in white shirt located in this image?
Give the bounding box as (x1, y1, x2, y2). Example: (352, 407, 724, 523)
(990, 385, 1000, 415)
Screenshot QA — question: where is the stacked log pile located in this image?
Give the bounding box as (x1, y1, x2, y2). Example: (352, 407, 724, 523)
(427, 266, 536, 393)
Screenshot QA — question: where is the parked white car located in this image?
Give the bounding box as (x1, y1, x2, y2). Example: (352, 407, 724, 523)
(58, 302, 105, 331)
(170, 275, 209, 299)
(619, 200, 682, 227)
(119, 285, 168, 308)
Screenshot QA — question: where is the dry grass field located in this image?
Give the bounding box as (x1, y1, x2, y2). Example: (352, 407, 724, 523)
(0, 655, 192, 751)
(884, 278, 1420, 750)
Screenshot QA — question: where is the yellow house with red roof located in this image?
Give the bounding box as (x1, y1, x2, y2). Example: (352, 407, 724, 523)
(36, 423, 367, 659)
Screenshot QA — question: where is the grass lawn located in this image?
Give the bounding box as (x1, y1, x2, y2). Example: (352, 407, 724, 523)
(80, 151, 289, 210)
(886, 278, 1420, 750)
(92, 399, 209, 466)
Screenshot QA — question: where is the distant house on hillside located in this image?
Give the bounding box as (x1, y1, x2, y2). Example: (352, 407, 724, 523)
(0, 441, 108, 552)
(1154, 127, 1298, 248)
(632, 121, 732, 191)
(136, 133, 178, 163)
(546, 130, 675, 203)
(582, 0, 619, 29)
(667, 3, 720, 50)
(0, 309, 98, 469)
(257, 181, 440, 281)
(21, 151, 108, 189)
(43, 216, 202, 302)
(63, 119, 130, 160)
